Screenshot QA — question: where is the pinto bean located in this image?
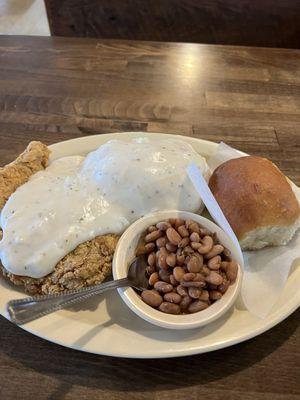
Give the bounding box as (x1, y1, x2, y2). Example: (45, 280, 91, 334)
(190, 232, 200, 242)
(149, 272, 159, 286)
(157, 252, 168, 270)
(183, 272, 196, 281)
(204, 244, 224, 259)
(145, 230, 162, 243)
(144, 242, 156, 253)
(209, 290, 222, 301)
(158, 269, 171, 283)
(173, 266, 185, 282)
(188, 287, 202, 299)
(164, 292, 182, 304)
(166, 242, 177, 252)
(159, 302, 180, 314)
(154, 281, 173, 293)
(188, 300, 209, 313)
(156, 236, 168, 248)
(177, 225, 189, 237)
(169, 274, 178, 286)
(226, 260, 238, 282)
(166, 252, 177, 267)
(198, 290, 209, 301)
(147, 252, 156, 267)
(197, 236, 214, 254)
(180, 296, 192, 310)
(146, 265, 155, 275)
(176, 285, 188, 296)
(156, 221, 172, 231)
(191, 241, 202, 250)
(199, 228, 211, 237)
(182, 246, 194, 255)
(166, 227, 182, 245)
(218, 279, 230, 294)
(205, 271, 223, 285)
(174, 218, 185, 229)
(193, 273, 205, 282)
(178, 237, 190, 248)
(222, 247, 232, 261)
(208, 255, 221, 270)
(188, 222, 200, 234)
(187, 255, 203, 273)
(176, 254, 185, 265)
(141, 290, 163, 307)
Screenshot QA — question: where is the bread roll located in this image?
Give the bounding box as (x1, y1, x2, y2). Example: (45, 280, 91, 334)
(209, 156, 300, 250)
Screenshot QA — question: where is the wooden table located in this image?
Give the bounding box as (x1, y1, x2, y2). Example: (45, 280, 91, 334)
(0, 36, 299, 400)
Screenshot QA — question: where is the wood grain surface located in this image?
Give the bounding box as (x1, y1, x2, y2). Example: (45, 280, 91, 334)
(0, 35, 299, 400)
(45, 0, 300, 48)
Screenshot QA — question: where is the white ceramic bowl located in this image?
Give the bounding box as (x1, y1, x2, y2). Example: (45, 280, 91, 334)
(113, 210, 243, 330)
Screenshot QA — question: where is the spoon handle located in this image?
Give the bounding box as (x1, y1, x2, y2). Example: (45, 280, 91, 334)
(186, 162, 244, 267)
(6, 278, 130, 325)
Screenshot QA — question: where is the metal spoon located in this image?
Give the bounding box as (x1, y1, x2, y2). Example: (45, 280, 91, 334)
(6, 255, 148, 325)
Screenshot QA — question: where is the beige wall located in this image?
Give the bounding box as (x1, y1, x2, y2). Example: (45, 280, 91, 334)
(0, 0, 50, 35)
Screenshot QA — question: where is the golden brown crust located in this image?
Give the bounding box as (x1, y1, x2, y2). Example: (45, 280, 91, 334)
(209, 156, 300, 240)
(1, 234, 119, 294)
(0, 141, 50, 210)
(0, 141, 119, 294)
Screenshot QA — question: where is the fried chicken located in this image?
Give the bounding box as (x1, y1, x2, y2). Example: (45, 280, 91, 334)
(0, 141, 50, 210)
(1, 234, 119, 294)
(0, 141, 119, 294)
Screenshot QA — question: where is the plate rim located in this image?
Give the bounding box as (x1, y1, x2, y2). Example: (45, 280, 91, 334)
(21, 298, 300, 359)
(1, 132, 299, 359)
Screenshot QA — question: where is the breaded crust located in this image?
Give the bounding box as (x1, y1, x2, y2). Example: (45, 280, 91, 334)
(1, 234, 119, 294)
(0, 142, 119, 294)
(0, 141, 50, 210)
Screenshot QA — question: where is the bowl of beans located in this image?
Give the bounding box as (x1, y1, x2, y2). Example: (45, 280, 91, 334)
(113, 210, 243, 330)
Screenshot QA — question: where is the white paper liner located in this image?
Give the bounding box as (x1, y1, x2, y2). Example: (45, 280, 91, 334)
(208, 142, 300, 318)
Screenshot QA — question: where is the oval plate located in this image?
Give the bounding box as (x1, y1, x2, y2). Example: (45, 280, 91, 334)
(0, 132, 299, 358)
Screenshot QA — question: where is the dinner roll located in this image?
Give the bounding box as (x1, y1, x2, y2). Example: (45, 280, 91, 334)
(209, 156, 300, 250)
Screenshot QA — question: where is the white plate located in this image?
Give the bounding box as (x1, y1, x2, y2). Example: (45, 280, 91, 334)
(0, 132, 299, 358)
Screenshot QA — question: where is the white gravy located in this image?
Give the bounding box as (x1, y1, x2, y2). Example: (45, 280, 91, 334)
(0, 138, 209, 278)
